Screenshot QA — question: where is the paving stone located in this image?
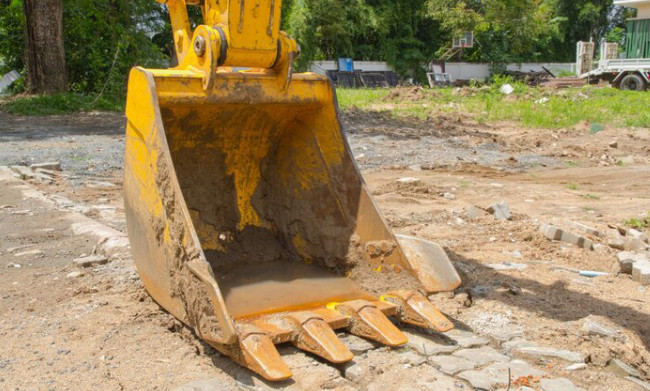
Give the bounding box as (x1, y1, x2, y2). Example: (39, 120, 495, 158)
(429, 355, 476, 375)
(511, 345, 584, 363)
(343, 363, 363, 382)
(608, 229, 627, 250)
(443, 328, 489, 348)
(502, 339, 537, 353)
(403, 331, 458, 356)
(566, 363, 587, 371)
(339, 334, 376, 354)
(30, 162, 62, 171)
(632, 261, 650, 285)
(581, 316, 619, 338)
(458, 359, 546, 391)
(608, 358, 641, 378)
(540, 224, 593, 250)
(452, 346, 510, 366)
(539, 377, 586, 391)
(565, 220, 602, 237)
(487, 201, 512, 220)
(73, 254, 109, 267)
(617, 251, 649, 274)
(399, 351, 427, 366)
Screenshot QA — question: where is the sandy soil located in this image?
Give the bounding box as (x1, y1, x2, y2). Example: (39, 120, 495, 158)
(0, 104, 649, 390)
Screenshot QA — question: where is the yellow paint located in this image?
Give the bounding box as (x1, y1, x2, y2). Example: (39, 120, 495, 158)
(326, 302, 340, 311)
(291, 234, 312, 264)
(223, 127, 271, 229)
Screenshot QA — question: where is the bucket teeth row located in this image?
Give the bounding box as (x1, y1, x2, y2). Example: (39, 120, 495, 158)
(289, 312, 354, 363)
(222, 292, 450, 380)
(335, 300, 408, 347)
(383, 290, 454, 332)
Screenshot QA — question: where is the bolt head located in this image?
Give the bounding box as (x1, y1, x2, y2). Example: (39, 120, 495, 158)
(194, 36, 206, 57)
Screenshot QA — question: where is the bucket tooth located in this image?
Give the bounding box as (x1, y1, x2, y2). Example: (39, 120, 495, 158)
(238, 333, 292, 381)
(336, 300, 408, 347)
(383, 290, 454, 332)
(289, 312, 353, 363)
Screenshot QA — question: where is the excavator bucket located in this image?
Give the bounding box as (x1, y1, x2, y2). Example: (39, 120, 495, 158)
(123, 0, 461, 381)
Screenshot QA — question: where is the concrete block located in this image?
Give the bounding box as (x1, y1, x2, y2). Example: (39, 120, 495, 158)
(565, 220, 601, 237)
(487, 201, 512, 220)
(540, 224, 593, 250)
(632, 261, 650, 285)
(616, 251, 648, 274)
(452, 346, 510, 366)
(30, 161, 62, 171)
(512, 345, 584, 363)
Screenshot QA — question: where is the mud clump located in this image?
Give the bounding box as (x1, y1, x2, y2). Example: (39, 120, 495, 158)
(383, 86, 431, 102)
(343, 237, 425, 297)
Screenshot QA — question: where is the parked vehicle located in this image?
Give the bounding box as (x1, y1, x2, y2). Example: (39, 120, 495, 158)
(577, 0, 650, 91)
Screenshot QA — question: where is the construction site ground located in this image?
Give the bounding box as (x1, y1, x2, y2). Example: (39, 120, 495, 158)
(1, 98, 649, 391)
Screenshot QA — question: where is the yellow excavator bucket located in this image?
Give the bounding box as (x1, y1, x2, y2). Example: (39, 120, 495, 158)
(123, 0, 461, 381)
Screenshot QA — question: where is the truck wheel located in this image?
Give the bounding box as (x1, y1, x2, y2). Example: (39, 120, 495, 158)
(620, 74, 647, 91)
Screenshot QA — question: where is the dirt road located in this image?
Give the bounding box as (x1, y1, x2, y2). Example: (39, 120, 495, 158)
(1, 109, 649, 390)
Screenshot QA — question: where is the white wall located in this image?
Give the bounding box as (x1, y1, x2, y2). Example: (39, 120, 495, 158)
(445, 62, 577, 81)
(311, 61, 394, 74)
(310, 60, 577, 81)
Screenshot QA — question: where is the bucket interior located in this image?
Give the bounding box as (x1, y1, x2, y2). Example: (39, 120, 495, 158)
(160, 102, 372, 318)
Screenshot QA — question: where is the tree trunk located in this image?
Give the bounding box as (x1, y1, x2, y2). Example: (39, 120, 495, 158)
(23, 0, 67, 93)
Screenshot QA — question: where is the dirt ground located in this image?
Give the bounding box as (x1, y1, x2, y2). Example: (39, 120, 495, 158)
(1, 103, 649, 391)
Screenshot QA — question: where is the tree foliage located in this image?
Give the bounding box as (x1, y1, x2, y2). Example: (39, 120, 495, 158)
(287, 0, 442, 79)
(0, 0, 639, 95)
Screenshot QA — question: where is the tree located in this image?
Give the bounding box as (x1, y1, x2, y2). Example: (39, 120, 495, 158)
(23, 0, 68, 93)
(427, 0, 564, 67)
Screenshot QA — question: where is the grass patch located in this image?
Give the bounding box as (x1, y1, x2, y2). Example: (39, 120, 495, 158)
(0, 93, 123, 115)
(581, 193, 600, 199)
(336, 85, 650, 129)
(625, 213, 650, 229)
(336, 89, 391, 110)
(567, 182, 579, 190)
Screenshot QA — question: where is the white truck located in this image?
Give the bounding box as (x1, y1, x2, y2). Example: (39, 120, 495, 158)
(577, 0, 650, 91)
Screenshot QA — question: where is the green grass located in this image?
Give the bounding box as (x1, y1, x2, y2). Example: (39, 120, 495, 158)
(0, 93, 123, 115)
(567, 182, 579, 190)
(335, 85, 650, 129)
(336, 88, 391, 110)
(625, 213, 650, 229)
(581, 193, 600, 199)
